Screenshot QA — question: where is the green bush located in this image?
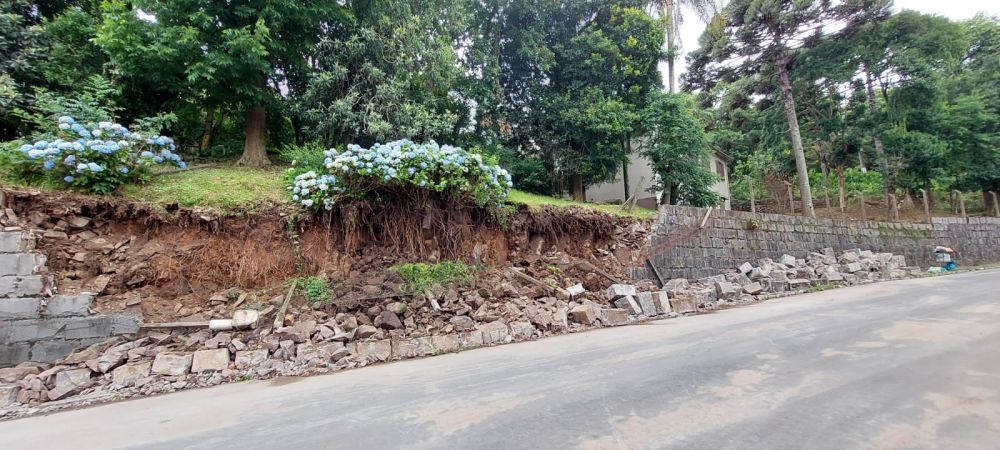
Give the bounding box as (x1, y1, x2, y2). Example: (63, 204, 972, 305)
(389, 261, 476, 293)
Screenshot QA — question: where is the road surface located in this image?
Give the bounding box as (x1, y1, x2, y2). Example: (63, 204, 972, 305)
(2, 269, 1000, 449)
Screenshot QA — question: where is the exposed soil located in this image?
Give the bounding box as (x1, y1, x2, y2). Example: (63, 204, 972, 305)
(2, 188, 650, 324)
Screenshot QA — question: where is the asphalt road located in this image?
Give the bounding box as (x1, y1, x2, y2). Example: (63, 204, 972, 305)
(3, 269, 1000, 449)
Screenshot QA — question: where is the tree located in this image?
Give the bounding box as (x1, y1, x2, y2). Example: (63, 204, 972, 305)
(685, 0, 854, 218)
(97, 0, 344, 167)
(641, 91, 719, 206)
(646, 0, 719, 93)
(301, 0, 465, 147)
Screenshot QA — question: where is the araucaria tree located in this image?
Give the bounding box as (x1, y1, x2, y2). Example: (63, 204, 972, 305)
(689, 0, 838, 217)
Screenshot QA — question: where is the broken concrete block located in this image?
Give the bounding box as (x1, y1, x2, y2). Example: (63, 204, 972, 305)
(191, 348, 230, 372)
(569, 304, 600, 324)
(669, 296, 698, 315)
(600, 308, 629, 326)
(509, 321, 535, 340)
(356, 339, 392, 362)
(635, 292, 658, 317)
(780, 254, 797, 267)
(821, 266, 845, 282)
(234, 349, 269, 369)
(391, 338, 435, 359)
(431, 335, 461, 353)
(744, 282, 764, 295)
(715, 281, 740, 300)
(111, 361, 151, 387)
(738, 262, 754, 274)
(845, 262, 862, 273)
(606, 284, 637, 300)
(651, 291, 671, 315)
(662, 278, 689, 296)
(565, 284, 585, 297)
(477, 321, 511, 345)
(152, 352, 193, 376)
(614, 295, 642, 315)
(0, 384, 19, 408)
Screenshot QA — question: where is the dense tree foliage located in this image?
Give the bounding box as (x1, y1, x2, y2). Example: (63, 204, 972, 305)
(3, 0, 997, 210)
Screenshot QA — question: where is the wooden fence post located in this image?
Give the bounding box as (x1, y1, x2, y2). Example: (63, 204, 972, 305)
(747, 177, 756, 214)
(990, 191, 1000, 217)
(888, 193, 898, 222)
(784, 182, 794, 214)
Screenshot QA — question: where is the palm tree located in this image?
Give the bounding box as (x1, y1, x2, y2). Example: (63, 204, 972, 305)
(648, 0, 722, 92)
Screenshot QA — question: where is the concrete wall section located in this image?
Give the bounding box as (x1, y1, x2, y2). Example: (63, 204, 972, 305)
(636, 206, 1000, 281)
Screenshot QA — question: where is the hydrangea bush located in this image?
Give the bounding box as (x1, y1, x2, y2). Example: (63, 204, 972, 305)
(9, 116, 186, 194)
(287, 140, 512, 211)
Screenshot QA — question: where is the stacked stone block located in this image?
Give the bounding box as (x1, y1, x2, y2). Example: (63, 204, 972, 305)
(1, 229, 139, 367)
(635, 206, 1000, 281)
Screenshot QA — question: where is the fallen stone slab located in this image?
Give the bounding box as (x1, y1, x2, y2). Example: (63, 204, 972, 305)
(151, 352, 193, 376)
(635, 292, 658, 317)
(600, 308, 628, 326)
(234, 349, 269, 369)
(191, 348, 230, 372)
(669, 296, 698, 315)
(111, 361, 151, 387)
(651, 291, 671, 315)
(614, 295, 642, 315)
(477, 321, 512, 345)
(569, 304, 600, 324)
(605, 284, 637, 300)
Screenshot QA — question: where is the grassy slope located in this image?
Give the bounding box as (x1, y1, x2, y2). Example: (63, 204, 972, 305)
(118, 167, 287, 212)
(115, 166, 653, 218)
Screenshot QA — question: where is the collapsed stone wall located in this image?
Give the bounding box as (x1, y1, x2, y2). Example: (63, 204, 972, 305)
(636, 205, 1000, 281)
(1, 228, 139, 367)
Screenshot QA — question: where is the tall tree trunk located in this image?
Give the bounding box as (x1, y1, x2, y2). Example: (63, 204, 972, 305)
(237, 105, 271, 167)
(858, 148, 867, 172)
(571, 173, 585, 202)
(292, 114, 304, 147)
(666, 37, 676, 93)
(818, 141, 832, 210)
(864, 70, 891, 216)
(777, 59, 816, 218)
(200, 108, 217, 152)
(668, 183, 679, 206)
(837, 166, 846, 212)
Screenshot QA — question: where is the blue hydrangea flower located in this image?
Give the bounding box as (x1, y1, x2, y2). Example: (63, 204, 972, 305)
(64, 175, 74, 183)
(118, 167, 129, 174)
(43, 160, 56, 170)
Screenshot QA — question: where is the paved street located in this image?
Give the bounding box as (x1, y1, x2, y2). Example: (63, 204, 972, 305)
(2, 269, 999, 449)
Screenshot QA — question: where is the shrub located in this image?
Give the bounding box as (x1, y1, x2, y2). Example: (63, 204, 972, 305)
(4, 116, 185, 194)
(389, 261, 476, 294)
(287, 140, 512, 211)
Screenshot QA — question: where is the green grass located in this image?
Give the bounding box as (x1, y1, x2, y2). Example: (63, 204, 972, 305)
(12, 162, 653, 220)
(389, 261, 476, 293)
(119, 166, 287, 212)
(286, 275, 331, 303)
(507, 190, 655, 219)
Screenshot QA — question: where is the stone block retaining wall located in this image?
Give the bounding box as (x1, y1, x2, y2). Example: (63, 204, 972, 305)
(1, 229, 138, 367)
(635, 206, 1000, 281)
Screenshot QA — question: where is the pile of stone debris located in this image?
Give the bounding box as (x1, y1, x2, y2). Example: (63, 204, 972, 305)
(0, 277, 687, 416)
(661, 248, 923, 310)
(0, 248, 921, 417)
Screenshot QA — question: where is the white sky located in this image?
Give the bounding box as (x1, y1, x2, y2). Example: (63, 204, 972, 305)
(665, 0, 1000, 88)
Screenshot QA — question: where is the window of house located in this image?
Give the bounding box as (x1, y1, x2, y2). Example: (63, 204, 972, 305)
(715, 160, 725, 177)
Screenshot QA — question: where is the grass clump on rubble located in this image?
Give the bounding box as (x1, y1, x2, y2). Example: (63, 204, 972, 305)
(390, 261, 477, 294)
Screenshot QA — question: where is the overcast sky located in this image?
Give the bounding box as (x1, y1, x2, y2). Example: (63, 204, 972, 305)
(665, 0, 1000, 88)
